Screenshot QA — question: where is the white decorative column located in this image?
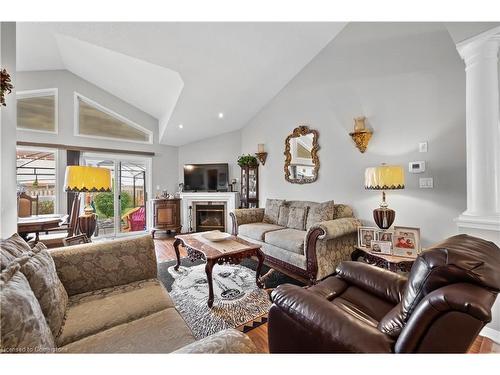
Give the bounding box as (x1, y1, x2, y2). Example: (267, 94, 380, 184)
(455, 27, 500, 342)
(0, 22, 18, 239)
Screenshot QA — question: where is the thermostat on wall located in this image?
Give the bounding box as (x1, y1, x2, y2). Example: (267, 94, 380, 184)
(409, 161, 425, 173)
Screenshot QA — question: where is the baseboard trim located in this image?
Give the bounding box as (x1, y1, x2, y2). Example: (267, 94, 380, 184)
(480, 326, 500, 343)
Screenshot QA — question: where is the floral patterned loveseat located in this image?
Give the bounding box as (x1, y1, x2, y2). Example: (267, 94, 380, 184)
(230, 199, 361, 284)
(0, 234, 256, 354)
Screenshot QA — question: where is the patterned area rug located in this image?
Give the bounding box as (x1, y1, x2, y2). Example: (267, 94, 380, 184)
(157, 258, 303, 339)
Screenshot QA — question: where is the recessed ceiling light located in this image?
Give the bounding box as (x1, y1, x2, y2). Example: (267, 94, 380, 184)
(178, 124, 184, 129)
(218, 112, 224, 119)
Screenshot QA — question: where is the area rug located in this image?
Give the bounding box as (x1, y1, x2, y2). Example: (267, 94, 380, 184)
(157, 258, 303, 339)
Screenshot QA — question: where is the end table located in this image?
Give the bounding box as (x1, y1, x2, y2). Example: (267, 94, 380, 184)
(351, 246, 415, 273)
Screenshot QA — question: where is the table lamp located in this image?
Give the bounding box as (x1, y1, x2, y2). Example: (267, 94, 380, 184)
(64, 166, 112, 237)
(364, 164, 405, 229)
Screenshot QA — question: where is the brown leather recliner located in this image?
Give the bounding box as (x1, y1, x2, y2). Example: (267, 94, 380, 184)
(268, 234, 500, 353)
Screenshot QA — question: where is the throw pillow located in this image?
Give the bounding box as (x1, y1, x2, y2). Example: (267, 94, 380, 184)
(1, 233, 31, 271)
(333, 204, 354, 219)
(277, 203, 291, 227)
(287, 206, 309, 231)
(263, 199, 285, 224)
(0, 262, 56, 353)
(19, 242, 68, 338)
(306, 200, 335, 229)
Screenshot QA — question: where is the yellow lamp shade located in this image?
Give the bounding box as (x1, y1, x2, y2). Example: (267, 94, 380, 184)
(64, 166, 112, 193)
(365, 165, 405, 190)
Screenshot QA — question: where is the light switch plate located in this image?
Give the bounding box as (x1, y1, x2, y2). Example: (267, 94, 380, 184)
(419, 177, 433, 189)
(419, 142, 428, 153)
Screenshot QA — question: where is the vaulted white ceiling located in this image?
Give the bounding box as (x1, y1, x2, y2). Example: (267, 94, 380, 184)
(16, 22, 346, 145)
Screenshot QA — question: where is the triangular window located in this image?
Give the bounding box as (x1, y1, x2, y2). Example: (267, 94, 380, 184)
(75, 93, 152, 143)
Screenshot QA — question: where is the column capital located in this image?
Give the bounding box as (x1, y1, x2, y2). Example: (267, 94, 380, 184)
(456, 26, 500, 63)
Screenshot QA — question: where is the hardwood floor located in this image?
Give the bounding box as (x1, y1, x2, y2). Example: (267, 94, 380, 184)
(153, 234, 186, 262)
(153, 237, 499, 354)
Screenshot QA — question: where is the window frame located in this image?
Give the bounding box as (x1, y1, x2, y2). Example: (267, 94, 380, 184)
(16, 88, 59, 134)
(74, 92, 153, 145)
(16, 145, 60, 214)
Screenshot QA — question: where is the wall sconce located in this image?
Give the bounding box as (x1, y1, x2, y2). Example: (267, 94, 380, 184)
(349, 116, 373, 153)
(255, 143, 268, 165)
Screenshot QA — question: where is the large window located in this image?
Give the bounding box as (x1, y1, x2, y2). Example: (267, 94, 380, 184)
(17, 89, 58, 133)
(16, 148, 58, 214)
(75, 93, 152, 143)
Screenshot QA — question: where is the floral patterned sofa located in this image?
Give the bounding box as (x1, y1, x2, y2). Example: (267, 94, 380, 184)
(0, 234, 256, 354)
(231, 199, 361, 284)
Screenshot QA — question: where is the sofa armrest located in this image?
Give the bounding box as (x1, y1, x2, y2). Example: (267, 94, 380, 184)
(335, 261, 407, 304)
(230, 208, 265, 235)
(173, 329, 258, 353)
(305, 218, 361, 281)
(269, 284, 394, 353)
(49, 234, 157, 296)
(307, 217, 361, 241)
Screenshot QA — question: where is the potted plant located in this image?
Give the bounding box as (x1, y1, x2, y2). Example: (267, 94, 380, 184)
(1, 68, 14, 107)
(237, 154, 258, 167)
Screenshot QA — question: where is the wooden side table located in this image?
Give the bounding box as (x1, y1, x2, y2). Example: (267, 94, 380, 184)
(351, 247, 415, 273)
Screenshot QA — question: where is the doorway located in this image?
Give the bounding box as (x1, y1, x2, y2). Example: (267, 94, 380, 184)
(83, 153, 151, 238)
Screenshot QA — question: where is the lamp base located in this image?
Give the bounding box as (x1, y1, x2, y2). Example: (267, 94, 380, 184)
(373, 207, 395, 229)
(78, 213, 97, 238)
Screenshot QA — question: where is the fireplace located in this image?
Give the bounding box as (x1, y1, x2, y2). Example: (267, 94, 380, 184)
(194, 203, 226, 232)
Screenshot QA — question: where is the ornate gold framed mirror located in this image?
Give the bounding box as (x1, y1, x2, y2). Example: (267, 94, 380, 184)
(284, 125, 320, 184)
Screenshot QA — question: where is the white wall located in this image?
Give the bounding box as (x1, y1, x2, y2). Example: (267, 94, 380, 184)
(240, 23, 467, 247)
(16, 70, 179, 212)
(178, 129, 242, 190)
(0, 22, 18, 239)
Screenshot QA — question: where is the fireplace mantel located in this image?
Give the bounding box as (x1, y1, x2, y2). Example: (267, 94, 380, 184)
(179, 192, 240, 233)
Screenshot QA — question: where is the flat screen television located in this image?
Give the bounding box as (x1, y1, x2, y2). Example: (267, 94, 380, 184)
(183, 163, 229, 192)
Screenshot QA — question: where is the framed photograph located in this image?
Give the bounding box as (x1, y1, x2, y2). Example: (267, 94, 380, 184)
(370, 240, 392, 255)
(376, 230, 394, 246)
(358, 226, 377, 249)
(393, 226, 420, 258)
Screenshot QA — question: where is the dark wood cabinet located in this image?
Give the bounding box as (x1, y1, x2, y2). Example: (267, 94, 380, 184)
(151, 198, 181, 238)
(240, 165, 259, 208)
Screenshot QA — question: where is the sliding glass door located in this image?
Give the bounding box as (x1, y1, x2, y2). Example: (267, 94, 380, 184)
(119, 161, 147, 233)
(83, 154, 150, 238)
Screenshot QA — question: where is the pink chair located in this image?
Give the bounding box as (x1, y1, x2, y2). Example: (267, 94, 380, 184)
(127, 206, 146, 232)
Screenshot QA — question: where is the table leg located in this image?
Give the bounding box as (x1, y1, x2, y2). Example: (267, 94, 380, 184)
(255, 249, 265, 288)
(173, 238, 182, 271)
(205, 259, 215, 308)
(388, 262, 398, 273)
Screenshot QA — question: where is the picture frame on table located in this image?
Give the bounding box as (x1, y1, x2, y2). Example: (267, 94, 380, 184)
(357, 226, 377, 249)
(376, 229, 394, 245)
(370, 240, 392, 255)
(392, 226, 421, 258)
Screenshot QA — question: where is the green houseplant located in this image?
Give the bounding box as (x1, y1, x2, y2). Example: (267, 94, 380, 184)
(237, 154, 258, 167)
(94, 191, 132, 218)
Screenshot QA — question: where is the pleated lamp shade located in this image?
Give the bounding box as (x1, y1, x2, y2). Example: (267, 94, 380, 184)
(365, 165, 405, 190)
(64, 166, 112, 193)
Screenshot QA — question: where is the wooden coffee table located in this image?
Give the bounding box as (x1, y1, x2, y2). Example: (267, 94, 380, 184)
(173, 233, 265, 307)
